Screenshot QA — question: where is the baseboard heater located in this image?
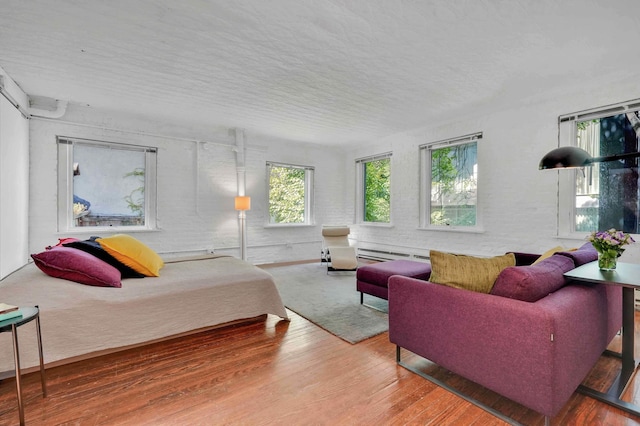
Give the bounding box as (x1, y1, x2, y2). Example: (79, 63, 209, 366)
(357, 248, 431, 263)
(357, 248, 411, 262)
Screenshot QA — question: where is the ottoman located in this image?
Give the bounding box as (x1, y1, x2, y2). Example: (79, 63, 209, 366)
(356, 259, 432, 304)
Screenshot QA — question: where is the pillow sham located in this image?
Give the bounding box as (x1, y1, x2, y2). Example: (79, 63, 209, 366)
(31, 246, 121, 288)
(96, 234, 164, 277)
(46, 237, 80, 250)
(63, 238, 145, 278)
(429, 250, 516, 293)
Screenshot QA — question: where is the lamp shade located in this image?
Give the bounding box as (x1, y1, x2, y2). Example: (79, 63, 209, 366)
(234, 196, 251, 211)
(538, 147, 593, 170)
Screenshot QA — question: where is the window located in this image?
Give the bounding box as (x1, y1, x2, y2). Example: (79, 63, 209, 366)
(267, 162, 314, 225)
(356, 153, 391, 224)
(57, 137, 157, 232)
(558, 100, 640, 236)
(420, 133, 480, 228)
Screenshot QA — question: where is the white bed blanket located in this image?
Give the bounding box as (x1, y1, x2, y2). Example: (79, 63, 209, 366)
(0, 255, 288, 373)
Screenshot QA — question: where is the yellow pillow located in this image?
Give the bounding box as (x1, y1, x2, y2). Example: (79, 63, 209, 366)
(429, 250, 516, 293)
(531, 246, 565, 265)
(97, 234, 164, 277)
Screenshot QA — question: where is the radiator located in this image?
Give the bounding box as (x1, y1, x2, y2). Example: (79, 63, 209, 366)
(357, 248, 429, 263)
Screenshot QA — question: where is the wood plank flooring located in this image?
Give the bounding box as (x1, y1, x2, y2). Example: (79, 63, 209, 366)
(1, 309, 640, 425)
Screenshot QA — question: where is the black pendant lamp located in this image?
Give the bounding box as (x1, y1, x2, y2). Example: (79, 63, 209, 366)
(539, 146, 640, 170)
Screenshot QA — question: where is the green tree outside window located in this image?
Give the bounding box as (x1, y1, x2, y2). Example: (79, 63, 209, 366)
(430, 142, 477, 226)
(269, 165, 306, 224)
(364, 158, 391, 222)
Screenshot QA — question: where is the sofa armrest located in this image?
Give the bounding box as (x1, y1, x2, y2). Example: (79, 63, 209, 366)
(388, 275, 613, 417)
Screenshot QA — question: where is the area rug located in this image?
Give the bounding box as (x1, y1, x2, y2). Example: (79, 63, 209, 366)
(264, 262, 389, 344)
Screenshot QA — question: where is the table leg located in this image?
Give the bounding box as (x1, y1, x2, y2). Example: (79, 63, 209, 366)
(577, 286, 640, 416)
(35, 310, 47, 397)
(11, 324, 25, 426)
(618, 287, 637, 391)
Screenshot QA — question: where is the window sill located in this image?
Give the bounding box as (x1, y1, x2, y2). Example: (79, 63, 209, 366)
(419, 226, 484, 234)
(358, 222, 394, 228)
(58, 226, 161, 235)
(263, 223, 315, 229)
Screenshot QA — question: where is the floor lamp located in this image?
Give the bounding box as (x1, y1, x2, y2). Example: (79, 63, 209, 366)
(235, 196, 251, 261)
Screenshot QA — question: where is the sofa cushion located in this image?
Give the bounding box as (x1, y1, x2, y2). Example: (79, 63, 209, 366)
(491, 254, 575, 302)
(556, 242, 598, 267)
(31, 246, 122, 288)
(429, 251, 515, 293)
(96, 234, 164, 277)
(357, 260, 432, 287)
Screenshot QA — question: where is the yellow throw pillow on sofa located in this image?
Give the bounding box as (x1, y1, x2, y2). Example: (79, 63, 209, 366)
(531, 245, 565, 265)
(429, 250, 516, 293)
(97, 234, 164, 277)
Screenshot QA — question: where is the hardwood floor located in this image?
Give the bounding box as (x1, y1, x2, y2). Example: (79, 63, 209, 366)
(1, 310, 640, 425)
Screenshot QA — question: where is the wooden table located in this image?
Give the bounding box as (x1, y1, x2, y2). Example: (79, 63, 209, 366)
(0, 306, 47, 425)
(564, 261, 640, 417)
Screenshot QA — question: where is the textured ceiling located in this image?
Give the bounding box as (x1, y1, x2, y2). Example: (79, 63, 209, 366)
(1, 0, 639, 146)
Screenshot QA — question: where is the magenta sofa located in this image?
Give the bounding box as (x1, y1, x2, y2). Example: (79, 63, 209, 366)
(388, 243, 622, 420)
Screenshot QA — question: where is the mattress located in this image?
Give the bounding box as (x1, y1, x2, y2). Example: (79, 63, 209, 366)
(0, 255, 288, 373)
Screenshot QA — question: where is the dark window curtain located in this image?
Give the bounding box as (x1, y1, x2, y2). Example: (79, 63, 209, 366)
(599, 115, 639, 233)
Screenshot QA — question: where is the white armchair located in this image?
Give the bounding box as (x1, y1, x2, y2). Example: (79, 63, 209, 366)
(321, 225, 357, 272)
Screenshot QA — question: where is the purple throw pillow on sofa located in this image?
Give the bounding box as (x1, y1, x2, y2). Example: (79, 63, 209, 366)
(31, 246, 122, 288)
(490, 255, 575, 302)
(555, 242, 598, 267)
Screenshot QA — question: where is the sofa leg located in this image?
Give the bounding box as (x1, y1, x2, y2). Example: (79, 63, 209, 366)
(397, 351, 527, 425)
(360, 292, 363, 304)
(545, 416, 550, 426)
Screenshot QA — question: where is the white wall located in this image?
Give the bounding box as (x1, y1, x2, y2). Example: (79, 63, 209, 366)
(346, 77, 640, 262)
(0, 71, 29, 279)
(28, 105, 350, 265)
(12, 72, 640, 269)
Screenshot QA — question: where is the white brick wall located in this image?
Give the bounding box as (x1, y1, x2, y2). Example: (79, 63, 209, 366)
(28, 105, 351, 265)
(346, 82, 640, 263)
(25, 77, 640, 266)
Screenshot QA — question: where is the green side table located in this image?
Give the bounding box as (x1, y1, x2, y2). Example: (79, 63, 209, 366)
(0, 306, 47, 425)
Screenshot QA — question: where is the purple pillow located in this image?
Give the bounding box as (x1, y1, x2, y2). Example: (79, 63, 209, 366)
(490, 255, 575, 302)
(555, 242, 598, 267)
(31, 246, 122, 288)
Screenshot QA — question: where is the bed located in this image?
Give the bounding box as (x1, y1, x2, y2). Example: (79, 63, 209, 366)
(0, 254, 289, 375)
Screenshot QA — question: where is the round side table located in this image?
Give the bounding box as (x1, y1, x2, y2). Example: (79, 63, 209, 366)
(0, 306, 47, 425)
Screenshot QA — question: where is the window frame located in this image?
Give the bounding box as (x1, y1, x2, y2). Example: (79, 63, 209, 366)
(355, 152, 392, 225)
(266, 161, 315, 227)
(419, 133, 481, 231)
(57, 136, 158, 233)
(557, 100, 640, 238)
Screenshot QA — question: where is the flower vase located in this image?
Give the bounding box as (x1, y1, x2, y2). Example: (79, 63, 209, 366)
(598, 252, 617, 271)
